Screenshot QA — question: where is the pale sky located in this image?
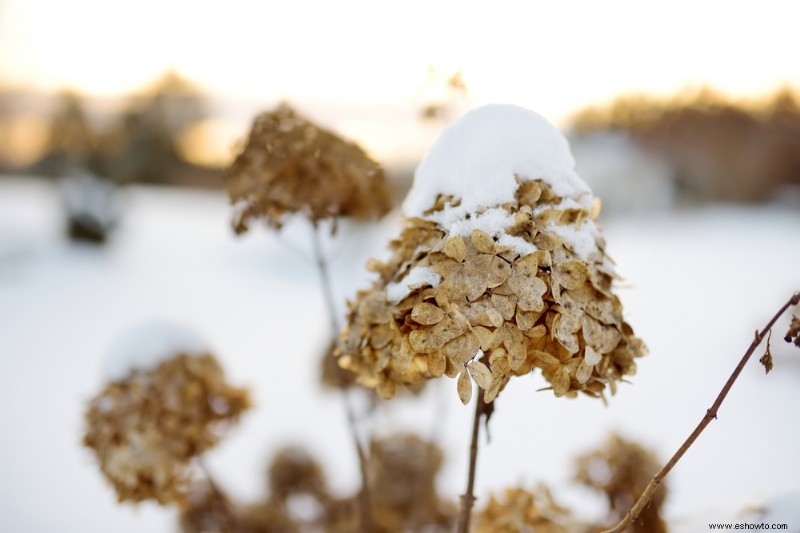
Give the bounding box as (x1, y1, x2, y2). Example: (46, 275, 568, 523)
(1, 0, 799, 162)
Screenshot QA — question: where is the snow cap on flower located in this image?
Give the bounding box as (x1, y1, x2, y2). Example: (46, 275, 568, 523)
(224, 103, 393, 232)
(338, 104, 645, 403)
(84, 321, 250, 505)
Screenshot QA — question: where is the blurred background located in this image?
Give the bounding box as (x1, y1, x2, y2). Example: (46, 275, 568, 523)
(1, 1, 799, 532)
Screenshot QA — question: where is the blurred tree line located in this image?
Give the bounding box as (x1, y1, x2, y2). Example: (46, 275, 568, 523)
(0, 71, 221, 187)
(571, 87, 800, 202)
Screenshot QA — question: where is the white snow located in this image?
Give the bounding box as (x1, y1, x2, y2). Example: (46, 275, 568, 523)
(402, 104, 597, 256)
(385, 266, 441, 303)
(103, 319, 209, 381)
(405, 105, 591, 218)
(550, 219, 601, 260)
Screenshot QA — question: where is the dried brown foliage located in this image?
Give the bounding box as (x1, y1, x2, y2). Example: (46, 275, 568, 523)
(319, 338, 358, 390)
(367, 433, 456, 532)
(338, 179, 645, 403)
(224, 103, 392, 233)
(575, 433, 667, 533)
(785, 315, 800, 348)
(475, 485, 580, 533)
(180, 482, 298, 533)
(179, 482, 237, 533)
(267, 446, 329, 502)
(83, 354, 250, 505)
(180, 434, 454, 533)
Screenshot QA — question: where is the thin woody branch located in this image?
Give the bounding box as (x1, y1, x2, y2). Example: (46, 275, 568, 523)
(456, 389, 487, 533)
(310, 223, 374, 533)
(602, 292, 800, 533)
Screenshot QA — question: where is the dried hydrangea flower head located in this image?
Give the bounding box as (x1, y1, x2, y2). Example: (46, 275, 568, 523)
(475, 485, 579, 533)
(786, 315, 800, 347)
(368, 433, 456, 532)
(267, 445, 329, 503)
(339, 104, 646, 402)
(83, 321, 250, 505)
(179, 482, 236, 533)
(574, 433, 666, 533)
(224, 103, 393, 233)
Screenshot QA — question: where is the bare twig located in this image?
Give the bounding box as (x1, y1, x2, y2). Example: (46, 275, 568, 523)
(198, 458, 236, 533)
(311, 223, 341, 334)
(310, 222, 374, 533)
(603, 291, 800, 533)
(457, 388, 487, 533)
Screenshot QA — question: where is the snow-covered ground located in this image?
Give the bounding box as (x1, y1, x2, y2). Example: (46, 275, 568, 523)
(0, 177, 798, 532)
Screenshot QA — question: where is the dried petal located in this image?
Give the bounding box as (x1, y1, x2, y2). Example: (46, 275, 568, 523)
(516, 308, 545, 333)
(490, 293, 516, 320)
(359, 292, 392, 324)
(516, 180, 542, 205)
(471, 229, 496, 254)
(457, 370, 473, 405)
(472, 326, 497, 351)
(533, 232, 563, 251)
(554, 313, 581, 354)
(411, 302, 446, 325)
(468, 361, 493, 390)
(554, 260, 590, 291)
(427, 351, 446, 377)
(552, 366, 570, 396)
(443, 236, 467, 262)
(463, 298, 504, 328)
(584, 346, 602, 366)
(504, 325, 527, 372)
(487, 256, 513, 287)
(409, 317, 466, 352)
(576, 359, 593, 384)
(508, 254, 547, 312)
(377, 378, 397, 399)
(442, 331, 481, 365)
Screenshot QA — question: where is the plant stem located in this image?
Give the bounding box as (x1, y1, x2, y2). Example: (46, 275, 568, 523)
(310, 222, 374, 533)
(457, 388, 486, 533)
(198, 458, 236, 533)
(311, 222, 341, 334)
(603, 291, 800, 533)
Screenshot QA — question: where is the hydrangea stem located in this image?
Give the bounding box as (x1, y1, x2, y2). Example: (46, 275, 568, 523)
(603, 291, 800, 533)
(457, 388, 487, 533)
(310, 222, 374, 533)
(198, 459, 236, 532)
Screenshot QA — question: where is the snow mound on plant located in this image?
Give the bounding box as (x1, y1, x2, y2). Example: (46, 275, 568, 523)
(404, 104, 593, 221)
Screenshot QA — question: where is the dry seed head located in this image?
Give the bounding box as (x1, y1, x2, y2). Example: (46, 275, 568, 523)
(83, 353, 250, 505)
(786, 315, 800, 348)
(367, 433, 456, 532)
(337, 177, 645, 403)
(224, 103, 392, 232)
(338, 105, 644, 402)
(475, 485, 579, 533)
(574, 433, 667, 533)
(268, 445, 328, 501)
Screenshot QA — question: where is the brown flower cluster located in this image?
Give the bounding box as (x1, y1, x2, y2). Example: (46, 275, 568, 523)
(475, 485, 581, 533)
(338, 179, 646, 403)
(785, 315, 800, 348)
(574, 433, 667, 533)
(224, 103, 393, 233)
(180, 434, 454, 533)
(83, 354, 250, 505)
(366, 433, 456, 532)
